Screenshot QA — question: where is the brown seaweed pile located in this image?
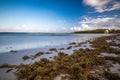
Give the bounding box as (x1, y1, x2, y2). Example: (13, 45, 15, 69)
(12, 34, 120, 80)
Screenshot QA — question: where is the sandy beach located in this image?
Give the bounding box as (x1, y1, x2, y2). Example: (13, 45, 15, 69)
(1, 0, 120, 79)
(0, 34, 120, 80)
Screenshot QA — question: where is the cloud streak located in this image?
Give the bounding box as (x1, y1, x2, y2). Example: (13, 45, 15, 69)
(83, 0, 120, 12)
(71, 16, 120, 31)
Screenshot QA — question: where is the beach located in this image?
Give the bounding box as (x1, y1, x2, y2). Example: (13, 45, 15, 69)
(0, 33, 120, 80)
(0, 33, 107, 65)
(1, 0, 120, 79)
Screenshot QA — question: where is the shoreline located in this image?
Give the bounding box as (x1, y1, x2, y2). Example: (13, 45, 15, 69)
(0, 34, 120, 80)
(0, 33, 111, 54)
(0, 34, 108, 65)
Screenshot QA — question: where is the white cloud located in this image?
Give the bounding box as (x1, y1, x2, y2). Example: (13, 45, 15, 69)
(83, 0, 120, 12)
(71, 24, 97, 31)
(83, 0, 110, 7)
(70, 16, 120, 31)
(80, 17, 114, 24)
(103, 2, 120, 11)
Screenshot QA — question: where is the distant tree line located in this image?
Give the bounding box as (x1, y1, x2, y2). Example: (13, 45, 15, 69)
(74, 29, 120, 33)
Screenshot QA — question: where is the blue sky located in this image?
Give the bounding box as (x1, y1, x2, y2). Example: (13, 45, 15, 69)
(0, 0, 120, 32)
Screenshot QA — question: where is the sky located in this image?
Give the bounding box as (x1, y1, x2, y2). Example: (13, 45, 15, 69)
(0, 0, 120, 32)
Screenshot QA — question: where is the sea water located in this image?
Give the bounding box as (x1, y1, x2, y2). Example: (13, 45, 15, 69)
(0, 33, 108, 53)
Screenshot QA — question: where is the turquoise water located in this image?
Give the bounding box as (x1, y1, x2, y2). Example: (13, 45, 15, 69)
(0, 33, 107, 53)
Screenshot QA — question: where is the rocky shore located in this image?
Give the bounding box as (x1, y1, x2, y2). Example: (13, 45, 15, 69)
(0, 34, 120, 80)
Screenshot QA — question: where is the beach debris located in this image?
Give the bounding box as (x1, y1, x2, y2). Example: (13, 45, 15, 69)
(49, 57, 52, 58)
(69, 42, 76, 45)
(6, 69, 13, 73)
(28, 52, 44, 60)
(34, 52, 44, 58)
(49, 48, 57, 52)
(10, 50, 17, 53)
(118, 69, 120, 71)
(104, 71, 120, 80)
(13, 34, 120, 80)
(46, 51, 52, 54)
(22, 55, 30, 60)
(78, 42, 87, 46)
(0, 64, 16, 68)
(104, 56, 120, 64)
(73, 45, 79, 47)
(66, 46, 72, 49)
(58, 48, 65, 50)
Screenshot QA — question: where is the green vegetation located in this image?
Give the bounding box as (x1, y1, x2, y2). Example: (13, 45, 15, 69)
(74, 29, 120, 33)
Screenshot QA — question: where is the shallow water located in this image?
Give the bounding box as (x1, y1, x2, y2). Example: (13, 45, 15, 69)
(0, 33, 110, 65)
(0, 33, 108, 53)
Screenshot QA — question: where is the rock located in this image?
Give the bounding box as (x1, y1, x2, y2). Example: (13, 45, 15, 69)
(10, 50, 17, 53)
(6, 69, 13, 73)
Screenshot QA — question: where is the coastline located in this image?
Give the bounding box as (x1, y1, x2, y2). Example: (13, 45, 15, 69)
(0, 34, 108, 65)
(0, 34, 120, 80)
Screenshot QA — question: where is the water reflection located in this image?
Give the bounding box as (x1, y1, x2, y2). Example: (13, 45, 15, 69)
(0, 33, 110, 53)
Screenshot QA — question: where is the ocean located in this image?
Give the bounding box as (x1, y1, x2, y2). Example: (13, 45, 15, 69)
(0, 33, 108, 53)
